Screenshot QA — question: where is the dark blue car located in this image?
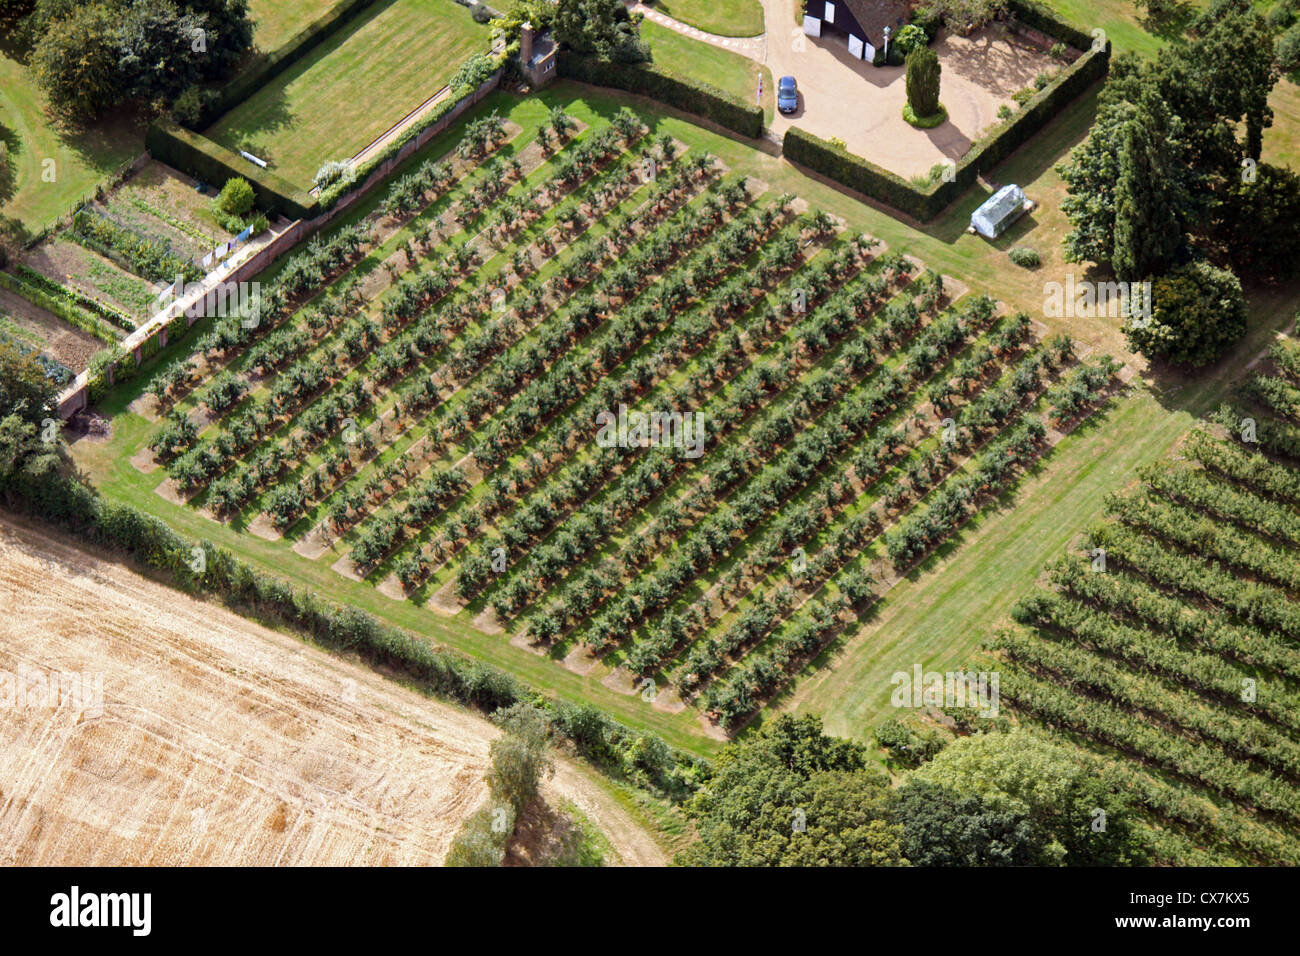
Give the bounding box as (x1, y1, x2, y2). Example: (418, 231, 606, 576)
(777, 75, 798, 114)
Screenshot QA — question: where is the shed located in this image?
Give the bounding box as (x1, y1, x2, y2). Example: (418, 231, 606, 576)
(970, 184, 1028, 239)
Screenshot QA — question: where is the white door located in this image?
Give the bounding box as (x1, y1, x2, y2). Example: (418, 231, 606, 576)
(802, 15, 822, 37)
(826, 2, 836, 23)
(863, 41, 877, 61)
(848, 35, 864, 59)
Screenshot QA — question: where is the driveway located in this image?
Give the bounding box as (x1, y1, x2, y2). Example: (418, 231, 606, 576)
(758, 0, 1056, 178)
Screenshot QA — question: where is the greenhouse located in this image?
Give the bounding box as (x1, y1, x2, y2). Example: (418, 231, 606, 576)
(970, 184, 1028, 239)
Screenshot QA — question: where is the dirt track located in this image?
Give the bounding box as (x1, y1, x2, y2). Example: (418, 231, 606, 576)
(0, 516, 666, 866)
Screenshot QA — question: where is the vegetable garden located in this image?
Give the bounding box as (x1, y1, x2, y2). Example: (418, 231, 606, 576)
(104, 95, 1119, 740)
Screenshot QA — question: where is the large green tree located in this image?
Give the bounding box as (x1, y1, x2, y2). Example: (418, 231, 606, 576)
(1124, 259, 1248, 367)
(1111, 93, 1184, 281)
(678, 714, 906, 866)
(892, 780, 1043, 866)
(553, 0, 648, 63)
(914, 729, 1147, 865)
(27, 0, 253, 119)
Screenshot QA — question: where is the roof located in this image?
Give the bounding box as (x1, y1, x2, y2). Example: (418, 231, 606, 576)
(841, 0, 909, 39)
(971, 185, 1027, 238)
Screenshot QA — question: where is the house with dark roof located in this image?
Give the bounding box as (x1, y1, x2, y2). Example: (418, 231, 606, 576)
(802, 0, 910, 62)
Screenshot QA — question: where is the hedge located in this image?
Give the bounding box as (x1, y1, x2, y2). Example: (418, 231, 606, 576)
(0, 465, 708, 798)
(146, 120, 318, 220)
(1006, 0, 1096, 52)
(557, 51, 764, 140)
(183, 0, 384, 129)
(783, 39, 1109, 221)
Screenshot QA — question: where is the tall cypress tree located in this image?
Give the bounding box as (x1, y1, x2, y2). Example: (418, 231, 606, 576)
(1111, 94, 1183, 281)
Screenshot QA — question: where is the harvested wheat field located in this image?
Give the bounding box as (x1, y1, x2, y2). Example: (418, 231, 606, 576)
(0, 516, 664, 866)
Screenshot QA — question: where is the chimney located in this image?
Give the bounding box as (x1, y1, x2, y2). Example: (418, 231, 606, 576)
(521, 22, 534, 65)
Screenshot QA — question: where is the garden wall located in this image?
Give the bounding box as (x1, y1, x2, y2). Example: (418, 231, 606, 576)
(59, 72, 504, 419)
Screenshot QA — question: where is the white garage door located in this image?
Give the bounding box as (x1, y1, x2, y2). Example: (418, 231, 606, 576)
(848, 34, 864, 59)
(803, 15, 822, 37)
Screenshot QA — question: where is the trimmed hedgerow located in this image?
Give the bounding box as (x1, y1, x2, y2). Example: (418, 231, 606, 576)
(783, 40, 1107, 221)
(557, 51, 763, 140)
(146, 120, 317, 220)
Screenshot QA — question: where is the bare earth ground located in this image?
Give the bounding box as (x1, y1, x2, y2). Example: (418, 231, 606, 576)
(0, 515, 665, 866)
(0, 287, 107, 373)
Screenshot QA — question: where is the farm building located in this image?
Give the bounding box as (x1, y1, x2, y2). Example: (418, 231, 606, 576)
(802, 0, 909, 61)
(970, 184, 1029, 239)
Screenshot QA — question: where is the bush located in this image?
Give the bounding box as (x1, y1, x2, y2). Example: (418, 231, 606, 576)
(903, 102, 948, 127)
(146, 120, 316, 220)
(1278, 23, 1300, 73)
(894, 23, 930, 56)
(905, 46, 942, 118)
(557, 51, 763, 139)
(215, 177, 256, 218)
(911, 5, 944, 39)
(470, 1, 492, 23)
(1125, 260, 1247, 367)
(170, 85, 207, 128)
(1009, 246, 1041, 267)
(313, 159, 354, 190)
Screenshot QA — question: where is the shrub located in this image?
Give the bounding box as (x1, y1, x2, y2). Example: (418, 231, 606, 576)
(1278, 24, 1300, 74)
(903, 103, 948, 128)
(313, 159, 354, 190)
(1009, 246, 1041, 267)
(911, 5, 944, 39)
(905, 46, 942, 118)
(215, 177, 255, 218)
(146, 120, 316, 220)
(470, 1, 492, 24)
(1125, 260, 1247, 367)
(894, 23, 929, 56)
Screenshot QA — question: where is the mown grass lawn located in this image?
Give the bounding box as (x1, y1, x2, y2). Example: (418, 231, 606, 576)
(643, 21, 774, 123)
(652, 0, 766, 37)
(206, 0, 487, 186)
(248, 0, 343, 53)
(0, 52, 144, 237)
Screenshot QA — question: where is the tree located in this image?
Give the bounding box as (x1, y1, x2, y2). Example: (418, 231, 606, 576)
(215, 177, 255, 217)
(678, 714, 907, 866)
(1111, 93, 1184, 281)
(1212, 161, 1300, 278)
(1125, 259, 1247, 366)
(27, 0, 253, 119)
(891, 780, 1043, 866)
(904, 46, 941, 118)
(29, 4, 123, 119)
(486, 702, 554, 816)
(914, 728, 1147, 865)
(553, 0, 648, 63)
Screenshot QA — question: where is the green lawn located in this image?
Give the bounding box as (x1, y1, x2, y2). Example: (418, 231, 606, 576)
(206, 0, 487, 185)
(248, 0, 343, 53)
(652, 0, 766, 37)
(0, 53, 144, 237)
(643, 21, 773, 123)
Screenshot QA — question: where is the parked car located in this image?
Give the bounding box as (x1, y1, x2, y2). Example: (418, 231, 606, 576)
(777, 76, 798, 114)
